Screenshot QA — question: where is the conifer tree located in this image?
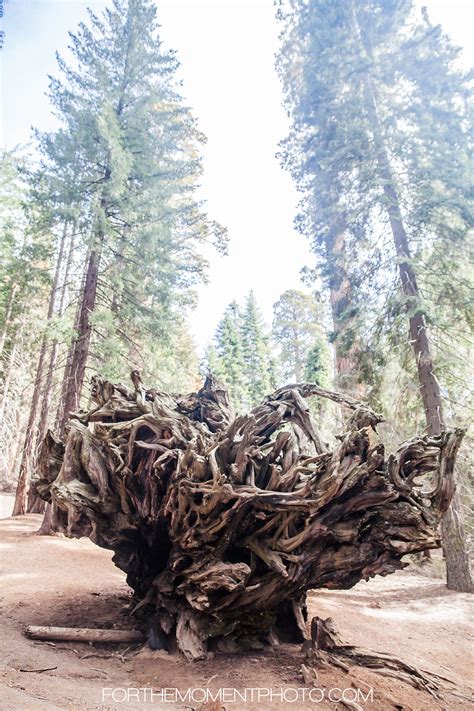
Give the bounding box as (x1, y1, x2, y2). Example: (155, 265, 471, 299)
(213, 301, 247, 411)
(14, 0, 225, 515)
(304, 339, 331, 388)
(36, 0, 224, 415)
(276, 0, 472, 590)
(272, 289, 326, 382)
(241, 291, 276, 406)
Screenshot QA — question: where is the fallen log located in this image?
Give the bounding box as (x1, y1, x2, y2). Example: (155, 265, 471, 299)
(33, 372, 464, 659)
(25, 626, 145, 643)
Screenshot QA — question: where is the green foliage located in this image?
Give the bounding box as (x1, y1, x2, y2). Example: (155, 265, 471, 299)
(0, 149, 51, 356)
(207, 293, 276, 411)
(304, 337, 331, 388)
(241, 291, 277, 406)
(213, 302, 247, 411)
(272, 289, 327, 382)
(276, 0, 473, 422)
(36, 0, 226, 382)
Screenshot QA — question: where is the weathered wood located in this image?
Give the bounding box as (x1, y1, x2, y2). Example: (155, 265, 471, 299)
(303, 616, 473, 703)
(33, 371, 464, 659)
(25, 626, 145, 643)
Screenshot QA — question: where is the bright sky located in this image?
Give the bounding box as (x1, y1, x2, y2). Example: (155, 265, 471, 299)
(1, 0, 472, 352)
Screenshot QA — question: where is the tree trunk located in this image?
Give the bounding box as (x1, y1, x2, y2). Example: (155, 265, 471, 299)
(54, 268, 85, 436)
(325, 229, 365, 399)
(25, 626, 145, 644)
(0, 324, 21, 423)
(351, 2, 472, 592)
(13, 224, 68, 516)
(29, 227, 77, 515)
(43, 243, 100, 529)
(12, 340, 48, 515)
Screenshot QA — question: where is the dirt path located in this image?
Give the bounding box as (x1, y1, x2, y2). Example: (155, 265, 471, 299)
(0, 515, 472, 710)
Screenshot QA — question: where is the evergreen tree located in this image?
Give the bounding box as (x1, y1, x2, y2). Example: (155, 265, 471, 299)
(276, 0, 473, 591)
(0, 150, 53, 497)
(213, 301, 247, 411)
(241, 291, 275, 406)
(207, 294, 276, 410)
(39, 0, 225, 428)
(304, 338, 331, 388)
(272, 289, 326, 382)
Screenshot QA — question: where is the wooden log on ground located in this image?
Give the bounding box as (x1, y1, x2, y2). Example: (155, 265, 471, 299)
(25, 626, 145, 643)
(33, 371, 464, 660)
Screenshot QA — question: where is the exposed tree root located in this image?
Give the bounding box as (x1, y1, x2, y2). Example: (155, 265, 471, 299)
(302, 616, 473, 703)
(34, 372, 464, 659)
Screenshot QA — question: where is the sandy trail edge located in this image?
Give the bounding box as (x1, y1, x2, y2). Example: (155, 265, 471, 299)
(0, 515, 472, 710)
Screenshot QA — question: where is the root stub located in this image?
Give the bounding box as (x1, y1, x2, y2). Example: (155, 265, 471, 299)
(34, 372, 464, 659)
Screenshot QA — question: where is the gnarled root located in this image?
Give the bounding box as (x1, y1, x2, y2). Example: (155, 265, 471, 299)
(34, 372, 465, 659)
(302, 616, 472, 703)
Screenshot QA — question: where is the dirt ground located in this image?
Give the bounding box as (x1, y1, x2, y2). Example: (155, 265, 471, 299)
(0, 515, 472, 711)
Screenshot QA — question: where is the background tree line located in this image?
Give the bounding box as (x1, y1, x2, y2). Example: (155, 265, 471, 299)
(205, 289, 331, 412)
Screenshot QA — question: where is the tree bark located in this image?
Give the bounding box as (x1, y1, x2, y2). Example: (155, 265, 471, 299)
(325, 229, 365, 399)
(54, 263, 85, 437)
(57, 247, 100, 431)
(351, 1, 472, 592)
(13, 224, 68, 516)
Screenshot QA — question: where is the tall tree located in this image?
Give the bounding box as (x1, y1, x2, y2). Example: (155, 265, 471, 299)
(15, 0, 225, 513)
(207, 294, 276, 410)
(39, 0, 225, 407)
(13, 224, 68, 516)
(241, 291, 276, 406)
(212, 301, 247, 411)
(272, 288, 326, 382)
(0, 150, 52, 494)
(276, 0, 472, 590)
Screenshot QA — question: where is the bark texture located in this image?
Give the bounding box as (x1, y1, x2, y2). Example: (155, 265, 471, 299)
(33, 372, 464, 658)
(57, 248, 100, 435)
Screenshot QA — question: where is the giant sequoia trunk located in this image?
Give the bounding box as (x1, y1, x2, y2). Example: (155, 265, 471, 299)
(33, 372, 463, 659)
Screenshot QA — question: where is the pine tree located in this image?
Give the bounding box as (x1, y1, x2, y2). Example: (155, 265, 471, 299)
(272, 289, 326, 382)
(276, 0, 472, 591)
(213, 302, 247, 411)
(241, 291, 275, 406)
(36, 0, 224, 414)
(0, 150, 52, 495)
(304, 338, 331, 388)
